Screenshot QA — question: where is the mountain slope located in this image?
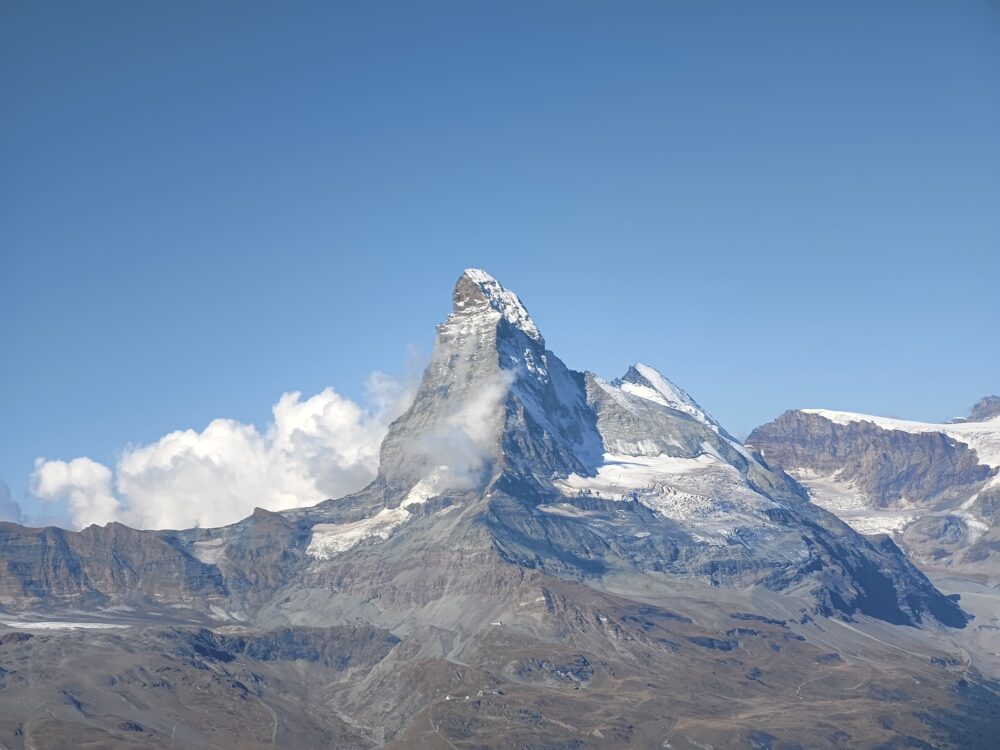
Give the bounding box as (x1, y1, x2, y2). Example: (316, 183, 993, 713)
(282, 269, 966, 628)
(747, 407, 1000, 581)
(0, 269, 994, 749)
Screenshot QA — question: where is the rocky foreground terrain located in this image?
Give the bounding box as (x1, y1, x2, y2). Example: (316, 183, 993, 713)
(1, 270, 998, 749)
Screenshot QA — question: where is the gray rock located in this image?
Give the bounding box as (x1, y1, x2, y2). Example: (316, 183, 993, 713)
(0, 520, 227, 613)
(969, 396, 1000, 422)
(747, 408, 1000, 587)
(747, 410, 993, 507)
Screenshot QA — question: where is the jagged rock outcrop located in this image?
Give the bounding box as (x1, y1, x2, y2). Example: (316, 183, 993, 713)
(747, 410, 994, 507)
(376, 268, 601, 502)
(970, 395, 1000, 422)
(747, 407, 1000, 586)
(0, 521, 227, 611)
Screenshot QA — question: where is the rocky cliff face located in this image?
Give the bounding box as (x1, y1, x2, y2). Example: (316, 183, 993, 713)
(747, 407, 1000, 585)
(747, 410, 994, 508)
(969, 395, 1000, 422)
(376, 268, 601, 503)
(0, 521, 227, 612)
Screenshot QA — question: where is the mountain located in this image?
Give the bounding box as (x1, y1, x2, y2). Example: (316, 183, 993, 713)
(747, 402, 1000, 724)
(968, 396, 1000, 423)
(747, 406, 1000, 582)
(1, 270, 997, 749)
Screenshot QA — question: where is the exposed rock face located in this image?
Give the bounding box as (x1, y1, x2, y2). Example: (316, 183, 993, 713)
(0, 269, 992, 748)
(747, 407, 1000, 591)
(0, 521, 227, 612)
(747, 410, 994, 507)
(900, 513, 998, 586)
(970, 396, 1000, 422)
(376, 268, 601, 503)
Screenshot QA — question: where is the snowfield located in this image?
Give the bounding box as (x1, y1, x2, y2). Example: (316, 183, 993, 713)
(788, 409, 1000, 541)
(307, 507, 412, 559)
(554, 448, 783, 545)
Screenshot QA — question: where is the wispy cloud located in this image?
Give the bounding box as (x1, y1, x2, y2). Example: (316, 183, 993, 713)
(30, 373, 416, 530)
(404, 369, 513, 492)
(0, 481, 23, 523)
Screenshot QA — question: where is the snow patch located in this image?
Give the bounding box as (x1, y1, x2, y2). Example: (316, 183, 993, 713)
(402, 466, 452, 508)
(537, 503, 597, 518)
(307, 507, 411, 559)
(789, 469, 877, 512)
(1, 620, 131, 630)
(554, 451, 784, 544)
(840, 514, 917, 536)
(556, 452, 722, 500)
(190, 538, 227, 565)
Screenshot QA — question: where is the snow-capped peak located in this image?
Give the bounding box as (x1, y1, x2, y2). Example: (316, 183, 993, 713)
(619, 363, 718, 428)
(455, 268, 542, 343)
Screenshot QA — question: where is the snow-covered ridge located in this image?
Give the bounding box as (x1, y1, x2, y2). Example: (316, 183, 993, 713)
(598, 364, 755, 464)
(802, 409, 1000, 468)
(459, 268, 542, 343)
(622, 363, 718, 428)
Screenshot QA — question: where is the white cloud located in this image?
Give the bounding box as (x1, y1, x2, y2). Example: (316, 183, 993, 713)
(408, 369, 513, 491)
(30, 458, 121, 527)
(30, 373, 415, 530)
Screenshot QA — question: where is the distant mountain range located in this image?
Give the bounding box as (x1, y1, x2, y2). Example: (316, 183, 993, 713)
(748, 401, 1000, 583)
(0, 270, 997, 749)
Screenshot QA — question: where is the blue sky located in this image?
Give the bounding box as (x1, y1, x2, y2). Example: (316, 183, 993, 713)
(2, 1, 998, 525)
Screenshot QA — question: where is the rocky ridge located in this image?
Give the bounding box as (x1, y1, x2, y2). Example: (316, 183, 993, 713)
(747, 407, 1000, 581)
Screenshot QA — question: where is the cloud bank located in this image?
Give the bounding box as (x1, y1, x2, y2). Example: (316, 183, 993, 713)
(31, 373, 415, 530)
